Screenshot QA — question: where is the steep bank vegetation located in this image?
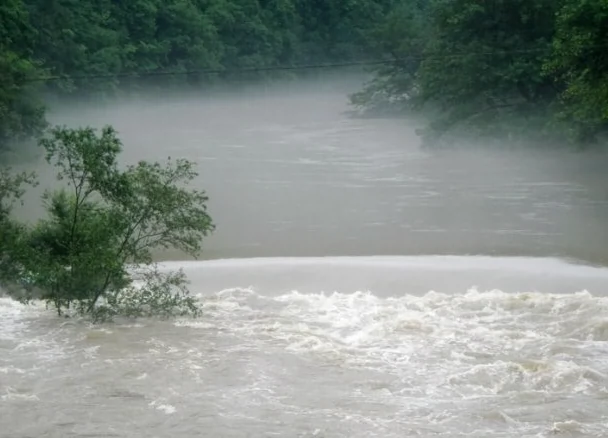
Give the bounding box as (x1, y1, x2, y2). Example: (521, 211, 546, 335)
(351, 0, 608, 147)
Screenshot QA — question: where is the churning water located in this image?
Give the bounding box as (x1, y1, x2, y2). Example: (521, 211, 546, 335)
(3, 80, 608, 437)
(3, 257, 608, 437)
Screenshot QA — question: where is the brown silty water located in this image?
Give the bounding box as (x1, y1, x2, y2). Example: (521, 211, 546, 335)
(3, 78, 608, 437)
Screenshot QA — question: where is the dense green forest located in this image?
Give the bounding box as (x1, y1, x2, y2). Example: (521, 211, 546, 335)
(0, 0, 398, 153)
(1, 0, 607, 151)
(352, 0, 608, 147)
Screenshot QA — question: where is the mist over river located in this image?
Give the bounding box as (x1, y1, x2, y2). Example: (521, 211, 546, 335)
(3, 79, 608, 437)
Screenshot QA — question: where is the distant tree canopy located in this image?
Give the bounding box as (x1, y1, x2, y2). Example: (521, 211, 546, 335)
(351, 0, 608, 147)
(0, 0, 47, 149)
(1, 0, 607, 151)
(0, 0, 400, 154)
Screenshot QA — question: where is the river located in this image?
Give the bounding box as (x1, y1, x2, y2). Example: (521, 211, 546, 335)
(3, 79, 608, 437)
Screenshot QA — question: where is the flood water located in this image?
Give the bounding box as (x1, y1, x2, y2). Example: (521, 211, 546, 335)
(3, 79, 608, 437)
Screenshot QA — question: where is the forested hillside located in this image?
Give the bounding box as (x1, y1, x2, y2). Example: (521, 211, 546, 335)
(0, 0, 397, 152)
(352, 0, 608, 147)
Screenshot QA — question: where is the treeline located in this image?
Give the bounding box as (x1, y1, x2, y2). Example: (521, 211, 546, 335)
(351, 0, 608, 147)
(3, 0, 607, 151)
(1, 0, 397, 151)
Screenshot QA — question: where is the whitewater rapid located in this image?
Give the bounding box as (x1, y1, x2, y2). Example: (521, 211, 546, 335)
(2, 256, 608, 437)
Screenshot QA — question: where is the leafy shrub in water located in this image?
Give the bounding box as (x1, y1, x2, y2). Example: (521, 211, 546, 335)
(1, 125, 214, 321)
(97, 267, 202, 320)
(0, 168, 37, 288)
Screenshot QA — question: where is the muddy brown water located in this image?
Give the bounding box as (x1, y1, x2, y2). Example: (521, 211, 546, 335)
(3, 80, 608, 437)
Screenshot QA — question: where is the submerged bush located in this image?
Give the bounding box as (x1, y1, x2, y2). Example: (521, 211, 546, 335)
(0, 168, 37, 294)
(1, 125, 214, 321)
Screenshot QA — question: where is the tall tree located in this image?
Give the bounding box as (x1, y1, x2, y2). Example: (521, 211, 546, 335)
(544, 0, 608, 144)
(25, 0, 123, 93)
(349, 0, 429, 114)
(0, 0, 46, 153)
(416, 0, 559, 144)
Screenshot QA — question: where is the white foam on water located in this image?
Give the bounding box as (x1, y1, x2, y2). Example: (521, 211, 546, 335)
(174, 275, 608, 436)
(1, 390, 40, 402)
(185, 287, 608, 383)
(3, 256, 608, 436)
(0, 297, 35, 342)
(0, 296, 79, 396)
(149, 400, 177, 415)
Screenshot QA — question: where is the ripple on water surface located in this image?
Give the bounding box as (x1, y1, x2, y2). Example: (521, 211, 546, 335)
(2, 257, 608, 437)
